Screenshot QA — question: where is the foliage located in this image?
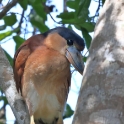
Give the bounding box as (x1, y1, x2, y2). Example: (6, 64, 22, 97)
(63, 104, 74, 119)
(0, 0, 104, 122)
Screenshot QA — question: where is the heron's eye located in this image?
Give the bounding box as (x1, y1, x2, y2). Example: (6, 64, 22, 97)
(67, 39, 73, 46)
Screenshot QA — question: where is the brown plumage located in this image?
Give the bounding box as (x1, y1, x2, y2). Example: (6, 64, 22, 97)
(13, 27, 84, 124)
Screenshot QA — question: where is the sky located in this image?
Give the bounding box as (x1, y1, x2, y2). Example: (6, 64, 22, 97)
(0, 0, 99, 123)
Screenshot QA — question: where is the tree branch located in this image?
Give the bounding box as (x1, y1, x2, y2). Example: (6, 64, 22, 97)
(0, 45, 30, 124)
(0, 0, 18, 19)
(72, 0, 124, 123)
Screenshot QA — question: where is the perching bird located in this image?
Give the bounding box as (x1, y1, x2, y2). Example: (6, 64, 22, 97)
(13, 27, 85, 124)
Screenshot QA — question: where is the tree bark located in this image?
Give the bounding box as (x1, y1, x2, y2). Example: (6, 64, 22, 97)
(72, 0, 124, 124)
(0, 45, 30, 124)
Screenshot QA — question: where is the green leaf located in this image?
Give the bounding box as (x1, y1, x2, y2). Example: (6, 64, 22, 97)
(81, 22, 95, 32)
(19, 0, 28, 10)
(3, 14, 17, 26)
(74, 0, 80, 11)
(83, 56, 87, 62)
(33, 4, 46, 19)
(3, 49, 13, 66)
(30, 16, 49, 32)
(76, 8, 89, 21)
(28, 0, 35, 3)
(81, 28, 92, 49)
(41, 0, 46, 2)
(0, 25, 6, 30)
(57, 12, 75, 19)
(74, 24, 81, 30)
(30, 0, 47, 20)
(66, 1, 76, 9)
(63, 104, 74, 119)
(76, 0, 91, 16)
(62, 18, 85, 25)
(13, 36, 25, 50)
(0, 31, 13, 41)
(68, 24, 72, 30)
(0, 96, 8, 105)
(102, 0, 105, 5)
(80, 0, 91, 9)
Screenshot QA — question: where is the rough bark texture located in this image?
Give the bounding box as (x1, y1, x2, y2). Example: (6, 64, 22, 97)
(0, 45, 30, 124)
(72, 0, 124, 124)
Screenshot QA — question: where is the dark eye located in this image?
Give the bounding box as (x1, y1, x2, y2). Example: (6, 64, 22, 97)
(67, 39, 73, 46)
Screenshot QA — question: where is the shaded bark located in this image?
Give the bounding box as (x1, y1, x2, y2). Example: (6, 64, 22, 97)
(72, 0, 124, 124)
(0, 45, 30, 124)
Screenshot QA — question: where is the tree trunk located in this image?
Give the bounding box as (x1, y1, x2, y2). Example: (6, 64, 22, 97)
(0, 45, 30, 124)
(72, 0, 124, 124)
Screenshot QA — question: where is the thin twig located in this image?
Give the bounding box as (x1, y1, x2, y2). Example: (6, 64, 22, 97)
(18, 10, 25, 28)
(42, 1, 62, 25)
(49, 13, 62, 24)
(91, 0, 102, 22)
(95, 0, 102, 16)
(71, 69, 76, 75)
(7, 12, 27, 22)
(7, 12, 28, 37)
(83, 50, 89, 57)
(32, 27, 37, 36)
(0, 37, 13, 44)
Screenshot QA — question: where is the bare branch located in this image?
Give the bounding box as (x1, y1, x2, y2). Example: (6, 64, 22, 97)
(0, 45, 30, 124)
(91, 0, 102, 22)
(0, 0, 18, 19)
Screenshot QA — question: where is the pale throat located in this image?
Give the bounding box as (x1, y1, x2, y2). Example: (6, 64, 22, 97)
(43, 33, 68, 55)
